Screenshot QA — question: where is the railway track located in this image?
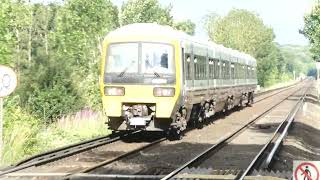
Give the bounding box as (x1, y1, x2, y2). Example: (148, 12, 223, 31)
(161, 83, 309, 180)
(67, 81, 309, 180)
(0, 131, 136, 175)
(1, 132, 167, 179)
(1, 81, 305, 179)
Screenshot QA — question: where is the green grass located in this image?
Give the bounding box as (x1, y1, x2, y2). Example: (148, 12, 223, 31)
(1, 104, 110, 166)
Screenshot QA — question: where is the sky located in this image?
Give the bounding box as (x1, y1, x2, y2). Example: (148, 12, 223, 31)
(111, 0, 315, 46)
(36, 0, 316, 45)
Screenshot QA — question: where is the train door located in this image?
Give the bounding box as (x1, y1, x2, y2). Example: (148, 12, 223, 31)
(182, 48, 186, 88)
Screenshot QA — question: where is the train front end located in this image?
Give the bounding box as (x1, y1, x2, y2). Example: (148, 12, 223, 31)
(100, 24, 182, 131)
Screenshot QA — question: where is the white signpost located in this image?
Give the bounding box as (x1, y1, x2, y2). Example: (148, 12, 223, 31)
(0, 65, 17, 159)
(316, 62, 320, 80)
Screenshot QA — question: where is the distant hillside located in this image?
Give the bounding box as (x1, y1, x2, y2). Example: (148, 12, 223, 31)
(279, 44, 315, 76)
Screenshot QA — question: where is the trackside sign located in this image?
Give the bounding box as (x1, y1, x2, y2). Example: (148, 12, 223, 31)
(294, 161, 320, 180)
(0, 65, 17, 98)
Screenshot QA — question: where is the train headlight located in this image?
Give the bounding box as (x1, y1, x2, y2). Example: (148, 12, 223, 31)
(104, 86, 125, 96)
(153, 87, 175, 97)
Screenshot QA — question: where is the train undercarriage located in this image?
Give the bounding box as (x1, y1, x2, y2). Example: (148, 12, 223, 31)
(107, 89, 255, 140)
(167, 90, 255, 140)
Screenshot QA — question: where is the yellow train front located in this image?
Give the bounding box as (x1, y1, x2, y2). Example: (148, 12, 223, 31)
(100, 23, 182, 132)
(100, 23, 257, 136)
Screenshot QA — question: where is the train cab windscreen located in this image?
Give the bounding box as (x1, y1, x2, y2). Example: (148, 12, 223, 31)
(104, 42, 175, 84)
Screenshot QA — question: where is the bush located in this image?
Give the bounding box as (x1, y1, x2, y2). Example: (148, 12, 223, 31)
(1, 96, 109, 166)
(27, 79, 84, 122)
(2, 96, 42, 165)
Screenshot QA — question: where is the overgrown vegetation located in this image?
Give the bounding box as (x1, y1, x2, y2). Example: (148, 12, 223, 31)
(0, 0, 313, 165)
(0, 0, 196, 165)
(303, 2, 320, 77)
(204, 9, 314, 86)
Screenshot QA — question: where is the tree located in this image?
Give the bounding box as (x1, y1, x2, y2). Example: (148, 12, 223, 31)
(205, 9, 274, 56)
(120, 0, 173, 26)
(205, 9, 280, 86)
(280, 45, 315, 77)
(303, 4, 320, 61)
(4, 0, 120, 120)
(0, 0, 15, 66)
(173, 19, 196, 35)
(52, 0, 119, 111)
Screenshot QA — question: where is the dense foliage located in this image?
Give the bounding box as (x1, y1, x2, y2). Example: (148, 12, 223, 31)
(1, 0, 196, 123)
(120, 0, 173, 26)
(280, 45, 315, 77)
(205, 9, 314, 86)
(303, 4, 320, 61)
(0, 0, 313, 164)
(0, 0, 196, 164)
(173, 19, 196, 35)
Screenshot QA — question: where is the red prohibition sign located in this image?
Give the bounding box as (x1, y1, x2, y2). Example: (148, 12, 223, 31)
(295, 162, 320, 180)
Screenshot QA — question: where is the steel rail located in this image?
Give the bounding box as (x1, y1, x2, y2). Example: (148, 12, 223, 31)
(161, 85, 304, 180)
(254, 82, 297, 103)
(63, 85, 298, 180)
(255, 81, 298, 97)
(70, 173, 164, 179)
(14, 131, 126, 167)
(0, 81, 302, 179)
(0, 131, 140, 176)
(237, 86, 309, 180)
(65, 137, 167, 180)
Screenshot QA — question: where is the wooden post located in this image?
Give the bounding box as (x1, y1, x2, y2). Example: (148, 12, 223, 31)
(316, 62, 320, 80)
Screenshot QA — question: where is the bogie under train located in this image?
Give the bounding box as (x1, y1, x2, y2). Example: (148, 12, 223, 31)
(100, 23, 257, 139)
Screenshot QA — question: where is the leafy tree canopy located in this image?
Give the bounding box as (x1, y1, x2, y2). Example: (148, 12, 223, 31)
(173, 19, 196, 35)
(205, 9, 281, 86)
(205, 9, 274, 57)
(303, 4, 320, 61)
(120, 0, 173, 26)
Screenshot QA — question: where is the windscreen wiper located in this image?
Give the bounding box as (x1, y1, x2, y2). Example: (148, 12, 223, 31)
(118, 60, 135, 77)
(145, 60, 161, 78)
(154, 71, 161, 78)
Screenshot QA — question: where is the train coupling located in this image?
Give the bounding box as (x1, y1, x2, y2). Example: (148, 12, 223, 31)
(123, 104, 155, 127)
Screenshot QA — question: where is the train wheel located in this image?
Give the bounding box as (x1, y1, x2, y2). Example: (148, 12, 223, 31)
(175, 130, 183, 140)
(239, 98, 246, 107)
(246, 92, 254, 106)
(196, 118, 204, 129)
(167, 128, 182, 140)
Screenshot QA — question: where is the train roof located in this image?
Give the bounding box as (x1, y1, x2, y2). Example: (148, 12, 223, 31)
(106, 23, 257, 66)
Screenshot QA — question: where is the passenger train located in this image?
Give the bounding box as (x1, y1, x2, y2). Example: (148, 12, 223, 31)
(100, 23, 257, 139)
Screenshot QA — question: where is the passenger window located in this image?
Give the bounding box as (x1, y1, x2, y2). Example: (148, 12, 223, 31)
(231, 63, 235, 79)
(222, 61, 229, 79)
(214, 59, 220, 79)
(194, 55, 206, 80)
(209, 59, 214, 78)
(242, 65, 245, 79)
(194, 57, 198, 79)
